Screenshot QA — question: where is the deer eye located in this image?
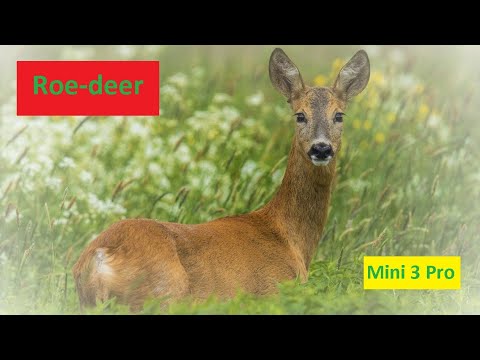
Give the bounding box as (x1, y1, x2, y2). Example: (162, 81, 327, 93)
(334, 112, 344, 123)
(295, 113, 306, 123)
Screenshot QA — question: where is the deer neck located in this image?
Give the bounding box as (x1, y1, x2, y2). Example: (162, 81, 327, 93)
(261, 136, 336, 269)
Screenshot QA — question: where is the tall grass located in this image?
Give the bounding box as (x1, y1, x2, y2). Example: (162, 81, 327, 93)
(0, 45, 479, 314)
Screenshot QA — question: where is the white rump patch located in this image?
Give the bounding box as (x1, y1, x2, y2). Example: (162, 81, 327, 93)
(95, 249, 113, 277)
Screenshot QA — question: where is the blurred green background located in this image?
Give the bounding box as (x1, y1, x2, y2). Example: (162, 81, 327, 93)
(0, 45, 479, 314)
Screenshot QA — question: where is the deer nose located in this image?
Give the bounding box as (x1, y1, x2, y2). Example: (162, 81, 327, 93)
(308, 143, 333, 160)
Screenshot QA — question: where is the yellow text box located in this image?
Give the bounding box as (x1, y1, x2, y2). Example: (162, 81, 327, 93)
(364, 256, 461, 290)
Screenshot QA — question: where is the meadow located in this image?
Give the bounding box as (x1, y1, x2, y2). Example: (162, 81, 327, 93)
(0, 45, 479, 314)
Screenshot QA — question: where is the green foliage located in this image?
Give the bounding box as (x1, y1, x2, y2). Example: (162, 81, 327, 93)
(0, 45, 479, 314)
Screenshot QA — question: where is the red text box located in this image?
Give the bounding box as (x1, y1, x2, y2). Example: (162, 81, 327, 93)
(17, 61, 159, 116)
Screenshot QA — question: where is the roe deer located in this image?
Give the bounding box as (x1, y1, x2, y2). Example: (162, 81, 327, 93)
(73, 48, 370, 311)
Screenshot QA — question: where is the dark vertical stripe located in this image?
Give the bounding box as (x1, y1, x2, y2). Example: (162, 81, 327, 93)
(311, 88, 331, 141)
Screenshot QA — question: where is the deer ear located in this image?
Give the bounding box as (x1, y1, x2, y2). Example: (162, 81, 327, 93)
(269, 48, 305, 101)
(333, 50, 370, 101)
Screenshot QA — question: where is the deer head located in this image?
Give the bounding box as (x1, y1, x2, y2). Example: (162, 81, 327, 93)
(269, 48, 370, 166)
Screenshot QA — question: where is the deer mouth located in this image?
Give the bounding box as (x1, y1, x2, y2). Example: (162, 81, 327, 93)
(310, 155, 332, 166)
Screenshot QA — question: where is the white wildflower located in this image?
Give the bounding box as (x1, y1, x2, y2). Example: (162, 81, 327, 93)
(161, 84, 182, 103)
(426, 113, 441, 128)
(23, 162, 42, 176)
(241, 160, 257, 177)
(81, 121, 101, 135)
(110, 203, 127, 215)
(162, 84, 179, 96)
(168, 133, 185, 147)
(190, 177, 201, 188)
(22, 179, 35, 192)
(212, 93, 232, 104)
(186, 111, 214, 131)
(0, 252, 7, 265)
(145, 140, 163, 158)
(348, 178, 370, 193)
(79, 170, 94, 183)
(54, 218, 68, 226)
(176, 144, 191, 164)
(59, 157, 76, 169)
(37, 154, 54, 172)
(45, 177, 62, 190)
(396, 74, 417, 90)
(4, 210, 17, 223)
(148, 162, 163, 175)
(87, 193, 126, 215)
(87, 193, 103, 211)
(159, 177, 171, 189)
(222, 106, 241, 123)
(129, 122, 149, 137)
(63, 207, 78, 218)
(168, 73, 188, 88)
(90, 135, 104, 146)
(127, 168, 141, 179)
(50, 121, 71, 135)
(197, 161, 217, 175)
(245, 91, 264, 107)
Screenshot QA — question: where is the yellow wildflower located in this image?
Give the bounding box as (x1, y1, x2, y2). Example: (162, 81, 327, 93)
(331, 58, 345, 75)
(386, 112, 396, 124)
(359, 140, 369, 150)
(418, 103, 430, 120)
(352, 119, 362, 129)
(414, 84, 424, 94)
(314, 74, 328, 87)
(363, 119, 373, 130)
(375, 132, 386, 144)
(208, 128, 219, 140)
(370, 71, 385, 86)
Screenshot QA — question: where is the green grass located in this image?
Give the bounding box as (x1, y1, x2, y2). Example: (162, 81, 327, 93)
(0, 45, 479, 314)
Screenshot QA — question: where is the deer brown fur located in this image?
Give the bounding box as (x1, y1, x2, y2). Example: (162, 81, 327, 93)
(73, 48, 370, 311)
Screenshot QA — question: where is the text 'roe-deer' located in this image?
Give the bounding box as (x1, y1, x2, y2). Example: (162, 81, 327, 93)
(73, 48, 370, 311)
